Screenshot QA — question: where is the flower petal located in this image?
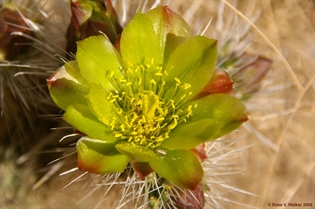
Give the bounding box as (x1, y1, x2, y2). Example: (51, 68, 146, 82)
(115, 142, 160, 162)
(149, 150, 203, 190)
(76, 35, 123, 91)
(164, 36, 217, 97)
(120, 11, 162, 67)
(86, 83, 120, 126)
(47, 60, 88, 110)
(145, 6, 191, 64)
(77, 136, 129, 174)
(146, 6, 191, 41)
(63, 103, 113, 140)
(161, 119, 222, 150)
(162, 94, 248, 150)
(190, 94, 248, 128)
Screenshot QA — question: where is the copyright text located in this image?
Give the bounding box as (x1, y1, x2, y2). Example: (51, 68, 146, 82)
(268, 203, 312, 207)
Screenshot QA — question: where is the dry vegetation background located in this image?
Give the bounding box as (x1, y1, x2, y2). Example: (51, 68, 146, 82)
(0, 0, 314, 208)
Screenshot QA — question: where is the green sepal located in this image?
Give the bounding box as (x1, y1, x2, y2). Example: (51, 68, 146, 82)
(164, 36, 217, 97)
(149, 150, 203, 190)
(86, 83, 119, 126)
(63, 103, 113, 140)
(47, 60, 88, 110)
(161, 119, 222, 150)
(120, 11, 162, 67)
(76, 35, 123, 91)
(77, 137, 129, 174)
(115, 142, 160, 162)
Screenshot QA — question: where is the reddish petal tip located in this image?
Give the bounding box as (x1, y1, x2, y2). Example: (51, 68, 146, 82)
(190, 143, 208, 162)
(131, 161, 153, 179)
(193, 68, 234, 100)
(46, 72, 57, 88)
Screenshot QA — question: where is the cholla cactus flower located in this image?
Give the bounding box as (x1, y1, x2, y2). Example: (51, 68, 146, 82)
(47, 6, 248, 191)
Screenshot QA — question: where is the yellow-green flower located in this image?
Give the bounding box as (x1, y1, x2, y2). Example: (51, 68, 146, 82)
(47, 6, 248, 190)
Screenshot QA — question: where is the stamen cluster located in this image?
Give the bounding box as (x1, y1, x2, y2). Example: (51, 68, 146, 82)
(107, 62, 193, 148)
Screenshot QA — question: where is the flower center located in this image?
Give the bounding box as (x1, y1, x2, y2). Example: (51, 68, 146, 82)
(107, 62, 193, 148)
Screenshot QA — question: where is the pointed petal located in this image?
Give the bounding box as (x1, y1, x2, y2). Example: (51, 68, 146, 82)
(77, 137, 129, 174)
(120, 11, 162, 67)
(164, 36, 217, 97)
(149, 150, 203, 190)
(130, 161, 153, 179)
(145, 6, 191, 64)
(115, 142, 160, 162)
(86, 83, 120, 126)
(47, 60, 88, 111)
(76, 35, 123, 91)
(63, 104, 113, 140)
(145, 6, 191, 40)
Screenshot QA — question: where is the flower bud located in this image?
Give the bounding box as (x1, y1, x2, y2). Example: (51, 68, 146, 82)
(0, 6, 34, 61)
(66, 0, 122, 54)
